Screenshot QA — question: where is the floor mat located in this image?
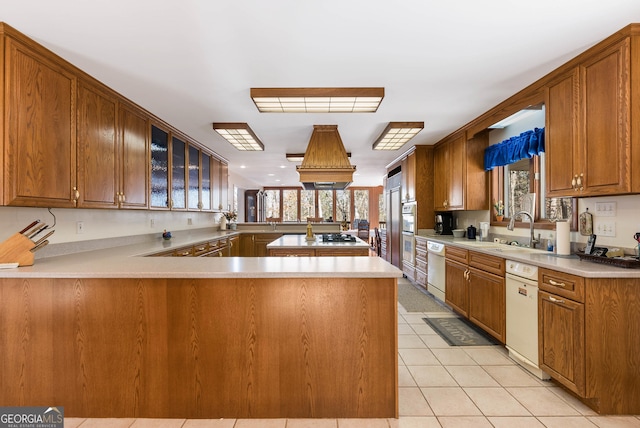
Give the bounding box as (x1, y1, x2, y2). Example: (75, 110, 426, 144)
(397, 280, 449, 313)
(423, 317, 501, 346)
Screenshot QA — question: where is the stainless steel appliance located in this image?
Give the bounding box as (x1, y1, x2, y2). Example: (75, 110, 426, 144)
(426, 241, 446, 301)
(505, 260, 550, 380)
(434, 213, 453, 235)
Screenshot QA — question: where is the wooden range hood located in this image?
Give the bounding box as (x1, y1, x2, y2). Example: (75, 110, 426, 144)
(296, 125, 356, 190)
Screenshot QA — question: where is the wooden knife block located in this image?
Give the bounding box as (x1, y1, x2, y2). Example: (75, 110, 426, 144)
(0, 233, 35, 266)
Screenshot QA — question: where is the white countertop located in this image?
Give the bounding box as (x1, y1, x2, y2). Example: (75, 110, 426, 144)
(0, 231, 401, 279)
(417, 233, 640, 278)
(266, 234, 370, 249)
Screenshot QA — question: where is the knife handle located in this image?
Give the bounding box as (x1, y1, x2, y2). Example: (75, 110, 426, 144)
(20, 220, 41, 235)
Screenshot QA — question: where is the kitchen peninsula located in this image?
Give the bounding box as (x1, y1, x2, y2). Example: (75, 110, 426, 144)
(0, 234, 402, 419)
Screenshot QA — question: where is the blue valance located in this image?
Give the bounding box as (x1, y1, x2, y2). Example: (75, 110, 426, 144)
(484, 127, 545, 171)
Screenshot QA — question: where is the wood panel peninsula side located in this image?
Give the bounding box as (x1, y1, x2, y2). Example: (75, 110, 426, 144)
(0, 253, 401, 419)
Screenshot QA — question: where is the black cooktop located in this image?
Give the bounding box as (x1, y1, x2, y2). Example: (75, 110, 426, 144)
(321, 233, 356, 242)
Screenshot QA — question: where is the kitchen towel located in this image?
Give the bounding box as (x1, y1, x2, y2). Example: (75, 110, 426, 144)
(556, 221, 571, 255)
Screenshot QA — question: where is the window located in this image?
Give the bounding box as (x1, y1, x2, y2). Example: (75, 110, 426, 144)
(300, 190, 316, 220)
(353, 190, 369, 220)
(264, 190, 280, 219)
(318, 190, 333, 221)
(282, 189, 299, 222)
(336, 190, 350, 223)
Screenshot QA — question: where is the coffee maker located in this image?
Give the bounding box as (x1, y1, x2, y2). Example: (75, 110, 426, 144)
(435, 213, 454, 235)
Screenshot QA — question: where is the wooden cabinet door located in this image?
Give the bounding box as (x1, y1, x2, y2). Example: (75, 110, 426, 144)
(187, 144, 201, 210)
(539, 290, 585, 395)
(402, 152, 416, 202)
(445, 258, 468, 317)
(228, 235, 240, 256)
(580, 38, 630, 196)
(433, 143, 449, 211)
(211, 159, 221, 211)
(468, 267, 505, 343)
(118, 103, 149, 209)
(447, 134, 466, 210)
(545, 69, 579, 197)
(220, 162, 229, 211)
(4, 38, 77, 207)
(254, 233, 282, 257)
(77, 81, 118, 208)
(150, 125, 170, 209)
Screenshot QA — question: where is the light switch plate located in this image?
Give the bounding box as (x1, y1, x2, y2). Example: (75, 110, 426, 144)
(596, 220, 616, 237)
(595, 202, 616, 217)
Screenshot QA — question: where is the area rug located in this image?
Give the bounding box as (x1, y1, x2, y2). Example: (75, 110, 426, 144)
(423, 317, 500, 346)
(397, 279, 449, 313)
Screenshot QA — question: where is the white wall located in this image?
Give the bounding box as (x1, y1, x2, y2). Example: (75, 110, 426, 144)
(0, 206, 221, 245)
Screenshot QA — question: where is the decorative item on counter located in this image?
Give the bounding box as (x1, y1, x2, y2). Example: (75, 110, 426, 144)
(479, 222, 490, 241)
(579, 208, 593, 236)
(635, 232, 640, 258)
(556, 221, 571, 255)
(494, 200, 504, 221)
(0, 219, 55, 266)
(223, 211, 237, 229)
(306, 221, 315, 241)
(162, 230, 172, 240)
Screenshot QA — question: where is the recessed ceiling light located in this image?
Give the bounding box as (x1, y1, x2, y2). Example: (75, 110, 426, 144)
(251, 87, 384, 113)
(372, 122, 424, 150)
(212, 122, 264, 151)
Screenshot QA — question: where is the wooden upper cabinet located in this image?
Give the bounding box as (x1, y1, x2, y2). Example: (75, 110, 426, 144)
(77, 80, 118, 209)
(220, 162, 229, 211)
(187, 144, 201, 210)
(150, 124, 170, 209)
(118, 103, 149, 209)
(546, 38, 631, 197)
(434, 132, 487, 211)
(402, 151, 416, 202)
(4, 36, 77, 207)
(201, 152, 212, 211)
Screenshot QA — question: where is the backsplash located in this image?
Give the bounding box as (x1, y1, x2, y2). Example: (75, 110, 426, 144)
(454, 194, 640, 254)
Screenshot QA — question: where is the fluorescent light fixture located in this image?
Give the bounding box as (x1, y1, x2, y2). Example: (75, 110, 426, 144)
(372, 122, 424, 150)
(212, 123, 264, 151)
(251, 87, 384, 113)
(286, 152, 352, 162)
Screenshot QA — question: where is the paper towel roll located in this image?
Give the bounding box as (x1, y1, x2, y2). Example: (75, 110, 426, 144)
(556, 221, 571, 255)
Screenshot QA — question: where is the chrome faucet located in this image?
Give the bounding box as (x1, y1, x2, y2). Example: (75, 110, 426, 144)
(507, 210, 539, 249)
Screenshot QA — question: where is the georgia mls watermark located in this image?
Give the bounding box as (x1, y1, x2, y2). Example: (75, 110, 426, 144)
(0, 407, 63, 428)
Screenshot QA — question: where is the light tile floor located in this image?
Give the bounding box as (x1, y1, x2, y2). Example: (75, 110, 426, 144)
(65, 282, 640, 428)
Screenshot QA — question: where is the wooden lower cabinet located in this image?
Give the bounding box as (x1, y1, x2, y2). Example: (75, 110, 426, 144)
(268, 247, 369, 257)
(445, 258, 469, 317)
(539, 289, 585, 395)
(0, 276, 398, 418)
(468, 267, 505, 343)
(228, 235, 240, 256)
(538, 268, 640, 414)
(268, 248, 315, 257)
(254, 233, 283, 257)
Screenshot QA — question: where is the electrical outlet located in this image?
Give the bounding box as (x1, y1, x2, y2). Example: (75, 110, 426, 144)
(596, 220, 616, 237)
(150, 219, 155, 228)
(595, 202, 616, 217)
(76, 221, 84, 234)
(187, 218, 192, 225)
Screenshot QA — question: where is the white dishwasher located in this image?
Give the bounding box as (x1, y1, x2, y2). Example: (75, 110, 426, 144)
(505, 260, 550, 380)
(426, 241, 446, 302)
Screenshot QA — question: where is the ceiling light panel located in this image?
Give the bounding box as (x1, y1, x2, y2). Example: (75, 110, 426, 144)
(251, 88, 384, 113)
(372, 122, 424, 150)
(212, 123, 264, 151)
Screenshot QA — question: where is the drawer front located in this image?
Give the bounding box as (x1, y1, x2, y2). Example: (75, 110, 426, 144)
(415, 258, 427, 272)
(173, 246, 194, 257)
(193, 242, 211, 256)
(415, 237, 427, 251)
(469, 250, 505, 276)
(539, 268, 585, 302)
(415, 269, 427, 287)
(415, 247, 427, 262)
(445, 245, 468, 264)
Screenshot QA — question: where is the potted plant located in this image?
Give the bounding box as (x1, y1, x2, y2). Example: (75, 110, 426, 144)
(494, 200, 504, 222)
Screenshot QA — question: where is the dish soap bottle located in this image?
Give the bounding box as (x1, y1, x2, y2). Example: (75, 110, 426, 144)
(546, 233, 554, 252)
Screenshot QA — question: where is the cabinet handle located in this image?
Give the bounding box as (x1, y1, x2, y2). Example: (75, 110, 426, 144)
(72, 187, 80, 204)
(577, 173, 584, 191)
(549, 279, 566, 287)
(121, 193, 126, 203)
(548, 296, 565, 304)
(572, 175, 577, 190)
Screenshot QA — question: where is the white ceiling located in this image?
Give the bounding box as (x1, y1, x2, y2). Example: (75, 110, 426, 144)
(3, 1, 640, 188)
